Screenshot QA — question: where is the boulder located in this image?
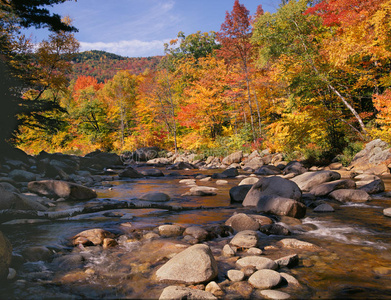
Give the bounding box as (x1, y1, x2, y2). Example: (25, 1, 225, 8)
(275, 254, 299, 268)
(236, 256, 278, 270)
(283, 161, 307, 175)
(9, 169, 37, 182)
(0, 185, 48, 211)
(238, 177, 259, 186)
(259, 290, 291, 300)
(243, 176, 302, 207)
(184, 186, 218, 196)
(119, 167, 144, 178)
(155, 244, 218, 284)
(255, 165, 282, 176)
(256, 196, 306, 218)
(384, 208, 391, 217)
(159, 286, 217, 300)
(248, 269, 282, 289)
(313, 203, 335, 212)
(158, 224, 184, 237)
(329, 189, 371, 203)
(230, 230, 259, 248)
(183, 226, 208, 241)
(28, 180, 97, 200)
(140, 192, 170, 202)
(242, 157, 264, 171)
(0, 231, 12, 280)
(359, 179, 385, 194)
(309, 179, 356, 196)
(140, 169, 165, 177)
(221, 168, 239, 178)
(291, 171, 341, 192)
(222, 151, 243, 165)
(72, 228, 115, 246)
(229, 185, 252, 203)
(227, 269, 245, 282)
(277, 238, 320, 250)
(260, 224, 291, 236)
(225, 213, 260, 232)
(81, 151, 122, 169)
(0, 182, 19, 193)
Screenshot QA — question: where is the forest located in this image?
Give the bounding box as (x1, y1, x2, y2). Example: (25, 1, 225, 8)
(2, 0, 391, 164)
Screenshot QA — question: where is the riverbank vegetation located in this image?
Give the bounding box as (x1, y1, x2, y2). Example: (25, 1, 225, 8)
(2, 0, 391, 163)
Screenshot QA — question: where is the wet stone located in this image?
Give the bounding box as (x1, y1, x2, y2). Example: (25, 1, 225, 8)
(248, 269, 282, 289)
(222, 244, 236, 257)
(230, 230, 259, 249)
(227, 269, 245, 282)
(236, 256, 277, 270)
(280, 272, 300, 286)
(259, 290, 291, 299)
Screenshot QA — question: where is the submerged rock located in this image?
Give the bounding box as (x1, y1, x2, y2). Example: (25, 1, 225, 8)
(225, 213, 260, 232)
(159, 285, 217, 300)
(140, 192, 170, 202)
(72, 228, 115, 246)
(329, 189, 371, 203)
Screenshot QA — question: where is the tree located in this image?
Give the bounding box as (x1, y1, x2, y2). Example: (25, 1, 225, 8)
(216, 0, 262, 141)
(0, 0, 77, 150)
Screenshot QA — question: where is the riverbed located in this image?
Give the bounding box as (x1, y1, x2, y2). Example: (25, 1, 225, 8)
(1, 168, 391, 299)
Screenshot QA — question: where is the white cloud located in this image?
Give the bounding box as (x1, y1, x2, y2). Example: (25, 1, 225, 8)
(79, 39, 170, 57)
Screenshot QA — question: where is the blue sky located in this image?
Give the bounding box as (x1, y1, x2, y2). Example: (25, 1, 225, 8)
(28, 0, 279, 57)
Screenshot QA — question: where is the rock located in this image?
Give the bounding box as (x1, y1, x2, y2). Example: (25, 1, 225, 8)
(222, 244, 236, 256)
(227, 269, 245, 282)
(28, 180, 97, 200)
(239, 177, 259, 186)
(229, 185, 252, 203)
(185, 186, 218, 196)
(179, 179, 197, 185)
(275, 254, 299, 268)
(119, 166, 144, 178)
(133, 147, 160, 161)
(243, 157, 264, 171)
(230, 230, 259, 248)
(248, 269, 282, 289)
(7, 268, 16, 280)
(259, 290, 291, 300)
(81, 151, 122, 169)
(0, 185, 48, 211)
(140, 169, 165, 177)
(249, 214, 273, 226)
(159, 285, 217, 300)
(0, 231, 12, 280)
(291, 171, 341, 192)
(383, 208, 391, 217)
(167, 162, 197, 170)
(22, 246, 52, 262)
(156, 244, 218, 284)
(280, 272, 300, 286)
(205, 281, 223, 297)
(255, 165, 282, 176)
(216, 180, 228, 185)
(256, 196, 306, 218)
(222, 151, 243, 165)
(184, 227, 208, 241)
(72, 228, 115, 246)
(9, 169, 37, 182)
(158, 224, 184, 237)
(313, 203, 335, 212)
(247, 247, 262, 255)
(283, 161, 307, 176)
(236, 256, 278, 270)
(309, 179, 356, 196)
(243, 176, 302, 207)
(225, 213, 260, 232)
(0, 182, 19, 193)
(329, 189, 370, 203)
(222, 168, 239, 178)
(260, 224, 291, 236)
(359, 179, 385, 194)
(140, 192, 170, 202)
(278, 238, 320, 250)
(102, 238, 118, 249)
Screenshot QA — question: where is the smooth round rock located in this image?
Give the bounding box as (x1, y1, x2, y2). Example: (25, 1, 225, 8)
(384, 207, 391, 217)
(260, 290, 290, 299)
(236, 256, 277, 270)
(140, 192, 170, 202)
(230, 230, 258, 248)
(248, 269, 282, 289)
(227, 269, 245, 282)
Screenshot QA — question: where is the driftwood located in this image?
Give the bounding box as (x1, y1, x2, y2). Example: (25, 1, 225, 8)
(0, 199, 233, 223)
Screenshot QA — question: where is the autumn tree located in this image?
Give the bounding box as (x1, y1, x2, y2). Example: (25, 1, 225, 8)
(217, 0, 263, 141)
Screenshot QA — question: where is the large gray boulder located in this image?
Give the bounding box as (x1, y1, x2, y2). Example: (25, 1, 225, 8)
(283, 161, 307, 175)
(229, 185, 252, 203)
(329, 189, 371, 203)
(256, 196, 306, 218)
(291, 171, 341, 192)
(242, 157, 264, 171)
(243, 176, 301, 207)
(159, 286, 217, 300)
(28, 180, 97, 200)
(255, 165, 282, 176)
(156, 244, 218, 284)
(81, 151, 122, 169)
(9, 169, 37, 182)
(359, 179, 385, 194)
(309, 179, 356, 196)
(0, 185, 48, 211)
(0, 231, 12, 280)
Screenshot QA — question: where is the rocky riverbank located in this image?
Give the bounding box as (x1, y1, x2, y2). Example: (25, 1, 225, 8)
(1, 140, 391, 298)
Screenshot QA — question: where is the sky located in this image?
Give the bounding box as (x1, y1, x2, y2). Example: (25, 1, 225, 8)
(27, 0, 280, 58)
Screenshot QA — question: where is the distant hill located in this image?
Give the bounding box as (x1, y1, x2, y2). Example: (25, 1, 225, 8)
(71, 50, 162, 82)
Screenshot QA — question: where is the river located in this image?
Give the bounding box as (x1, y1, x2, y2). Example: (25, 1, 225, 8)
(1, 168, 391, 299)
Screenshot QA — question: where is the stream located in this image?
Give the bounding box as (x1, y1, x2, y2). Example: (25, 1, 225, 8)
(1, 167, 391, 299)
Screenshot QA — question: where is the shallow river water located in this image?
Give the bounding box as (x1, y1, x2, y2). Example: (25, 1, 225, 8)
(1, 168, 391, 299)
